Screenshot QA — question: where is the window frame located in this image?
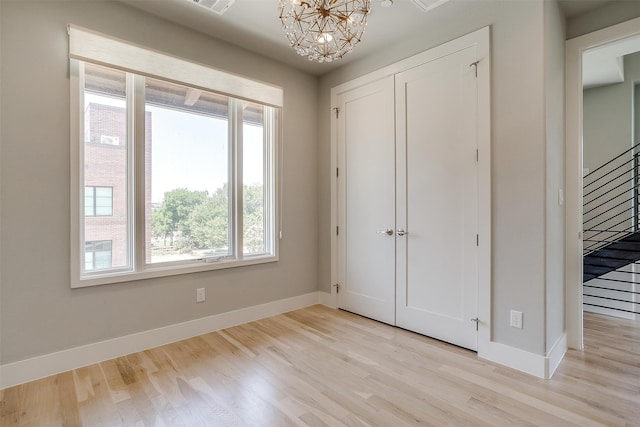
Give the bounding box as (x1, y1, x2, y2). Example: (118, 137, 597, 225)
(70, 59, 280, 288)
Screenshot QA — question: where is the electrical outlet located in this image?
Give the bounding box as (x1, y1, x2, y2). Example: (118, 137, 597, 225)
(196, 288, 205, 303)
(510, 310, 523, 329)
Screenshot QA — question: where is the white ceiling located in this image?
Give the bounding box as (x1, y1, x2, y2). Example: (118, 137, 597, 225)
(583, 35, 640, 88)
(121, 0, 618, 76)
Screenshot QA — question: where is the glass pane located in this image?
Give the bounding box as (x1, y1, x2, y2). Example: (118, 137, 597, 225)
(243, 103, 266, 254)
(85, 240, 112, 271)
(145, 77, 230, 264)
(85, 187, 94, 217)
(94, 249, 112, 270)
(95, 186, 112, 198)
(95, 187, 113, 216)
(83, 63, 130, 273)
(84, 251, 94, 271)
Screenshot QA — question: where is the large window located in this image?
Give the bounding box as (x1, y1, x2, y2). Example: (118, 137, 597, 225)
(70, 28, 281, 287)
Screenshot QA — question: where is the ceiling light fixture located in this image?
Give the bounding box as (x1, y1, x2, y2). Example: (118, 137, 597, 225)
(279, 0, 371, 63)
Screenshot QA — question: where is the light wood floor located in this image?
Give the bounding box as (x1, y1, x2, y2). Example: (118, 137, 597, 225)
(1, 306, 639, 426)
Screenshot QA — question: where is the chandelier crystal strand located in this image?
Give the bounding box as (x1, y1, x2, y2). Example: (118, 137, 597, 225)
(279, 0, 371, 63)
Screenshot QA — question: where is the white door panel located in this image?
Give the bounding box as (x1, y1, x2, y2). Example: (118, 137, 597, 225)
(337, 76, 396, 325)
(336, 45, 480, 351)
(396, 46, 479, 350)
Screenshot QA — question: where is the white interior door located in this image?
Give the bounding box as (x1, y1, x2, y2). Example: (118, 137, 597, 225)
(395, 46, 479, 350)
(337, 76, 396, 325)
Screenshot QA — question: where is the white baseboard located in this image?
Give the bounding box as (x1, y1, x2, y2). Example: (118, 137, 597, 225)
(319, 289, 565, 379)
(479, 333, 567, 379)
(545, 333, 567, 378)
(479, 341, 547, 378)
(318, 290, 335, 308)
(0, 291, 322, 389)
(1, 292, 569, 388)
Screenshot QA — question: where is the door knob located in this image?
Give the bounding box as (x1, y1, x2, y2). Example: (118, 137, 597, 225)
(377, 229, 394, 236)
(397, 229, 408, 236)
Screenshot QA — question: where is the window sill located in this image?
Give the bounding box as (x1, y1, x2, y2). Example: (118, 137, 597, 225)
(71, 254, 278, 288)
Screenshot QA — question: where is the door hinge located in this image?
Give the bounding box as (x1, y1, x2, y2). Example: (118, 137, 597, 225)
(333, 107, 340, 118)
(334, 283, 340, 294)
(476, 149, 479, 163)
(470, 60, 480, 77)
(476, 234, 479, 246)
(336, 167, 339, 178)
(337, 226, 339, 236)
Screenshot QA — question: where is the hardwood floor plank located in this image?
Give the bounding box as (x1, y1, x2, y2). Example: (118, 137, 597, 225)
(16, 376, 64, 426)
(77, 364, 122, 426)
(1, 307, 640, 426)
(0, 386, 20, 425)
(57, 371, 82, 427)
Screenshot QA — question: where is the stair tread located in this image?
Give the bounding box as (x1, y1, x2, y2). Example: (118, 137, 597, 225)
(605, 241, 640, 251)
(583, 231, 640, 282)
(584, 265, 614, 275)
(584, 256, 633, 267)
(584, 250, 640, 262)
(620, 233, 640, 242)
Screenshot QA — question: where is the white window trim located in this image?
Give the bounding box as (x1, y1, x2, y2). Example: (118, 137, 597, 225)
(69, 32, 282, 288)
(68, 25, 283, 108)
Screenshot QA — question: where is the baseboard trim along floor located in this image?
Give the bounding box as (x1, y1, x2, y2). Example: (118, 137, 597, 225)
(0, 291, 329, 389)
(1, 290, 566, 388)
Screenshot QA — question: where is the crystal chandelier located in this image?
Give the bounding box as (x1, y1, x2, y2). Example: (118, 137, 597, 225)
(279, 0, 371, 63)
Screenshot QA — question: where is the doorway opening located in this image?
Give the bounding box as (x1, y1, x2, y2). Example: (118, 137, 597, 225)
(565, 16, 640, 350)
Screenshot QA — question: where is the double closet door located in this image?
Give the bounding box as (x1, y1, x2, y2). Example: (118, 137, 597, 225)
(336, 45, 479, 351)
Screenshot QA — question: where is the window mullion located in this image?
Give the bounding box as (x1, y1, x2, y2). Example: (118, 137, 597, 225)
(93, 187, 97, 216)
(74, 60, 85, 279)
(131, 74, 145, 271)
(264, 107, 274, 253)
(232, 99, 244, 259)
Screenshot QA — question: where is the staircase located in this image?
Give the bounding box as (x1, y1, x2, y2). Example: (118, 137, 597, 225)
(583, 144, 640, 320)
(583, 232, 640, 281)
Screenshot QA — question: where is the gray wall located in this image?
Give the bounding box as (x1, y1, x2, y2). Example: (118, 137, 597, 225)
(626, 53, 640, 144)
(319, 0, 553, 355)
(583, 52, 640, 172)
(545, 0, 566, 353)
(636, 83, 640, 146)
(583, 83, 631, 171)
(0, 1, 319, 364)
(566, 0, 640, 40)
(582, 52, 640, 242)
(0, 1, 3, 367)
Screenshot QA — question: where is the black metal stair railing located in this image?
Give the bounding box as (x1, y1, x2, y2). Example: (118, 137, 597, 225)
(583, 142, 640, 319)
(583, 142, 640, 255)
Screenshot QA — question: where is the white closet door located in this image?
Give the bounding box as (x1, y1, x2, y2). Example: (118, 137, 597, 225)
(395, 46, 479, 350)
(337, 76, 396, 325)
